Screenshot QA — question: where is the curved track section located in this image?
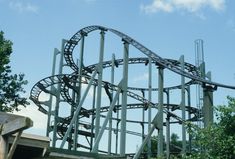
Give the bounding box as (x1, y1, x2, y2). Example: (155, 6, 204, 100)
(85, 57, 200, 91)
(31, 73, 197, 122)
(31, 56, 199, 116)
(64, 25, 235, 89)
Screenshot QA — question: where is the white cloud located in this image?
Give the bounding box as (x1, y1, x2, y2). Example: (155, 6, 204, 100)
(209, 0, 226, 11)
(141, 0, 225, 14)
(9, 1, 39, 13)
(133, 73, 149, 82)
(140, 0, 173, 13)
(38, 92, 50, 102)
(172, 0, 225, 12)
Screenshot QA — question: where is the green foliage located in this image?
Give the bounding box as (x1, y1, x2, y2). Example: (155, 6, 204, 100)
(0, 31, 29, 112)
(144, 133, 182, 158)
(150, 135, 159, 156)
(143, 135, 159, 157)
(186, 96, 235, 159)
(136, 98, 235, 159)
(139, 97, 235, 158)
(170, 133, 182, 156)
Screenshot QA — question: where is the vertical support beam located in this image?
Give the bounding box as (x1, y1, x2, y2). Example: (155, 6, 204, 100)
(120, 40, 129, 157)
(165, 89, 170, 159)
(69, 63, 76, 150)
(148, 57, 152, 159)
(77, 33, 86, 103)
(141, 123, 144, 143)
(140, 91, 145, 158)
(90, 85, 96, 151)
(108, 54, 115, 155)
(180, 55, 186, 154)
(157, 66, 164, 158)
(52, 39, 66, 147)
(7, 131, 23, 159)
(73, 33, 86, 150)
(68, 59, 79, 150)
(0, 135, 8, 159)
(115, 96, 120, 154)
(186, 86, 192, 153)
(141, 90, 145, 143)
(93, 30, 105, 153)
(47, 48, 59, 137)
(203, 85, 214, 127)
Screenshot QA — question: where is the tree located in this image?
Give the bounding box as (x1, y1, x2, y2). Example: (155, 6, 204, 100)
(186, 96, 235, 158)
(143, 135, 158, 157)
(170, 133, 182, 156)
(0, 31, 29, 112)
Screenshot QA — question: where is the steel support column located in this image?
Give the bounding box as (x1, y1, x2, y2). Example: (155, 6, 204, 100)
(69, 59, 79, 150)
(186, 86, 192, 153)
(120, 40, 129, 156)
(180, 55, 186, 154)
(157, 66, 164, 158)
(108, 54, 115, 154)
(165, 89, 170, 159)
(93, 30, 105, 153)
(47, 48, 59, 137)
(52, 39, 66, 147)
(90, 85, 96, 151)
(148, 57, 152, 159)
(203, 85, 214, 127)
(141, 90, 145, 143)
(73, 34, 86, 150)
(115, 96, 120, 154)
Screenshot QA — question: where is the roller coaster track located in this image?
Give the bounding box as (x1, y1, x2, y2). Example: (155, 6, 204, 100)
(84, 57, 200, 91)
(30, 57, 199, 116)
(30, 25, 235, 154)
(30, 57, 200, 112)
(87, 103, 199, 120)
(31, 71, 197, 124)
(64, 25, 235, 90)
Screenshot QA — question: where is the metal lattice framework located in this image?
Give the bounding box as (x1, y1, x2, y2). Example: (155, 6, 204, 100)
(30, 25, 235, 158)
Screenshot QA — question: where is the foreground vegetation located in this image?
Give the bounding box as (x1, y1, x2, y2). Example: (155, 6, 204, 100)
(184, 96, 235, 159)
(147, 96, 235, 159)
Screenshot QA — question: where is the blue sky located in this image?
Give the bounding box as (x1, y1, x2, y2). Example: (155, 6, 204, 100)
(1, 0, 235, 153)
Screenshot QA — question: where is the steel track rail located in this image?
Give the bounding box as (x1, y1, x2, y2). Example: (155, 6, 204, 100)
(86, 103, 199, 117)
(63, 25, 235, 89)
(84, 57, 200, 91)
(65, 76, 186, 122)
(31, 73, 188, 123)
(30, 56, 199, 115)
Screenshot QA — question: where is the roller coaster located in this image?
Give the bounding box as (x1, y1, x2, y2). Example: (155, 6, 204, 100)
(30, 25, 235, 158)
